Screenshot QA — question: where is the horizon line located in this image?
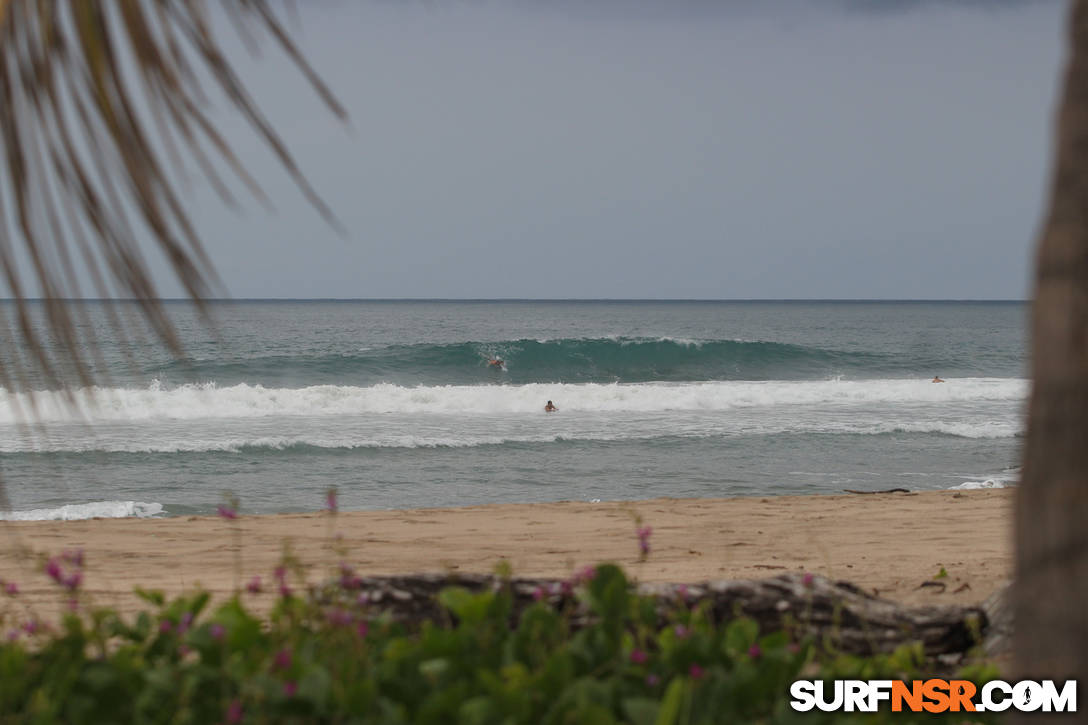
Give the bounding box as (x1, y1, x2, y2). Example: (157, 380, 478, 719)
(6, 297, 1029, 303)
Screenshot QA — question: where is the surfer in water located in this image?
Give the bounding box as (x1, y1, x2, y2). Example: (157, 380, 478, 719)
(932, 376, 945, 383)
(488, 358, 504, 369)
(544, 400, 558, 412)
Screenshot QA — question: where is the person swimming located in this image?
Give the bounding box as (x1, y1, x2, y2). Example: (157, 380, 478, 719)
(488, 358, 504, 368)
(544, 400, 558, 412)
(932, 376, 945, 383)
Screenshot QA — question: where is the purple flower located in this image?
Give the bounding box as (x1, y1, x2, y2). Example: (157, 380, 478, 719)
(21, 620, 40, 635)
(210, 623, 226, 641)
(356, 592, 370, 607)
(646, 673, 661, 687)
(63, 571, 82, 591)
(273, 648, 292, 670)
(629, 648, 648, 664)
(4, 581, 18, 596)
(689, 664, 705, 680)
(246, 576, 262, 594)
(226, 699, 243, 724)
(283, 680, 298, 697)
(339, 564, 362, 590)
(748, 644, 762, 659)
(574, 565, 596, 584)
(45, 558, 63, 583)
(637, 525, 652, 558)
(274, 566, 292, 597)
(674, 624, 690, 639)
(326, 608, 351, 627)
(802, 572, 815, 588)
(159, 620, 173, 635)
(326, 487, 338, 513)
(217, 505, 238, 520)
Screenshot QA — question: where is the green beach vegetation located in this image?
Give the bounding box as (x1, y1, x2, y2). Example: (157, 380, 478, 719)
(0, 557, 998, 724)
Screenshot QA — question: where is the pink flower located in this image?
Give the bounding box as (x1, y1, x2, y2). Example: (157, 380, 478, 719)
(226, 699, 243, 724)
(21, 620, 40, 635)
(748, 644, 762, 659)
(575, 565, 596, 584)
(246, 576, 262, 594)
(637, 525, 652, 558)
(689, 664, 705, 680)
(532, 586, 545, 602)
(63, 571, 82, 591)
(45, 558, 63, 583)
(326, 609, 351, 627)
(629, 649, 648, 664)
(273, 648, 292, 670)
(4, 581, 18, 596)
(210, 623, 226, 641)
(283, 680, 298, 697)
(339, 564, 362, 590)
(217, 505, 238, 520)
(159, 620, 173, 634)
(274, 566, 292, 597)
(802, 572, 815, 588)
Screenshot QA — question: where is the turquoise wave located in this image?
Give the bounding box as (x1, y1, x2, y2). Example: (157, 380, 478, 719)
(149, 336, 902, 386)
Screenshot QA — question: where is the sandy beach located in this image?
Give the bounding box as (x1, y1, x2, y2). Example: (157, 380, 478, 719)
(0, 489, 1012, 620)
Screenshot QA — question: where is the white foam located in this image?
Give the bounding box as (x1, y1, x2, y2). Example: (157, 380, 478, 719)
(0, 500, 164, 521)
(0, 377, 1029, 423)
(949, 479, 1014, 490)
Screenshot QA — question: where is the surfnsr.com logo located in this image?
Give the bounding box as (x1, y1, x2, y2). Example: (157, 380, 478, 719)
(789, 679, 1077, 714)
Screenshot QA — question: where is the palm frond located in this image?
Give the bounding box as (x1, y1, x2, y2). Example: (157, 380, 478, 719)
(0, 0, 345, 404)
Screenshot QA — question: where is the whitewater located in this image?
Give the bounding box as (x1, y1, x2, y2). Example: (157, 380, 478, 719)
(0, 300, 1028, 519)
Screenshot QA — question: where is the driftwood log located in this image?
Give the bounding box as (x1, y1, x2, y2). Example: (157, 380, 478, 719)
(331, 572, 986, 659)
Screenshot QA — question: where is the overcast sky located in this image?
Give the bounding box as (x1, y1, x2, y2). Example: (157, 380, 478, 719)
(170, 0, 1069, 299)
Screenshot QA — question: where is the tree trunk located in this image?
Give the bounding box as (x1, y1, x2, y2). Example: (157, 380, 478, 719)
(1015, 0, 1088, 694)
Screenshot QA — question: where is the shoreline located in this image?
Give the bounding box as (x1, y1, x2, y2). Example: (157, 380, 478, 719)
(0, 489, 1013, 619)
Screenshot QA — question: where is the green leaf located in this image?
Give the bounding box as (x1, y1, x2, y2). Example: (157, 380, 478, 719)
(436, 586, 493, 624)
(724, 617, 759, 656)
(622, 697, 660, 725)
(654, 678, 687, 725)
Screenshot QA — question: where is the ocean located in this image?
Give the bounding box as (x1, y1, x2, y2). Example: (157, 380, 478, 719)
(0, 300, 1026, 520)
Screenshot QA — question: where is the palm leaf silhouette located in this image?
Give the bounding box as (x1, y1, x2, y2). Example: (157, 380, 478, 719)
(0, 0, 344, 507)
